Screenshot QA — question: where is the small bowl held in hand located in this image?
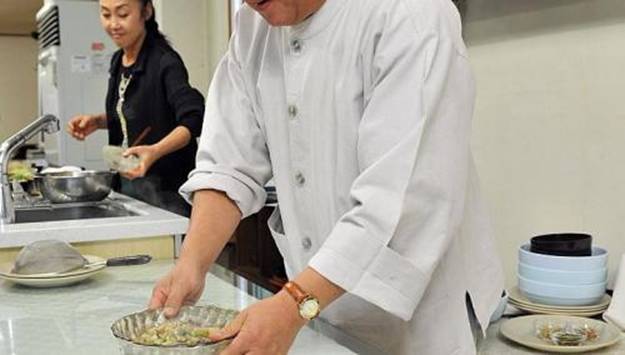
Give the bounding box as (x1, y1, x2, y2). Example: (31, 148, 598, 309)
(102, 145, 141, 173)
(530, 233, 592, 257)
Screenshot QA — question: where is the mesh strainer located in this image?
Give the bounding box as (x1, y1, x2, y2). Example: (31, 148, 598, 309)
(11, 240, 88, 275)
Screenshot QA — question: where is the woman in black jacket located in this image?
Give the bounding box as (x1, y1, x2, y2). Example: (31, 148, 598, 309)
(67, 0, 204, 217)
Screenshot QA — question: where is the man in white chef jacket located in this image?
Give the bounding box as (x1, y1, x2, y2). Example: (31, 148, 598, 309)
(149, 0, 505, 354)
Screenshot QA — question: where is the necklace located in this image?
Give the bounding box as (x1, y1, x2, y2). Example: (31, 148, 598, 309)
(116, 72, 133, 148)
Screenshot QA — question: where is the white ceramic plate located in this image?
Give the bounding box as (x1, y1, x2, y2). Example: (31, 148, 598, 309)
(500, 315, 622, 353)
(508, 300, 607, 317)
(0, 255, 106, 287)
(0, 255, 106, 279)
(508, 287, 611, 311)
(0, 269, 104, 287)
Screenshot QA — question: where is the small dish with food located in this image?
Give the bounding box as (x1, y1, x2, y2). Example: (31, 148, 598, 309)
(111, 305, 238, 354)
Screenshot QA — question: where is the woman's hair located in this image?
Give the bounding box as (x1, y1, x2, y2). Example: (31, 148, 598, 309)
(140, 0, 171, 48)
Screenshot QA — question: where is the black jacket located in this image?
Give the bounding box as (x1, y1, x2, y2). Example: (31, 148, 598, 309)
(105, 35, 204, 193)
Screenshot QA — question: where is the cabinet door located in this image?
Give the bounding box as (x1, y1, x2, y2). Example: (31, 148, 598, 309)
(230, 206, 287, 293)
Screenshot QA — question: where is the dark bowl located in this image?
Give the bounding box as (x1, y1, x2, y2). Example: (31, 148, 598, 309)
(530, 233, 592, 257)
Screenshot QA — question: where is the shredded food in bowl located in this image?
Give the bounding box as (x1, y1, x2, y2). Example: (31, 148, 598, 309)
(132, 321, 220, 347)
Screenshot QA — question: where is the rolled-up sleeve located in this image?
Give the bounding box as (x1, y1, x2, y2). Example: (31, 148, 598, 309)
(309, 17, 474, 321)
(179, 39, 272, 218)
(160, 52, 205, 138)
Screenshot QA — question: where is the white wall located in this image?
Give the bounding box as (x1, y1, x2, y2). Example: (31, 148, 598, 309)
(464, 0, 625, 288)
(153, 0, 229, 96)
(0, 36, 38, 142)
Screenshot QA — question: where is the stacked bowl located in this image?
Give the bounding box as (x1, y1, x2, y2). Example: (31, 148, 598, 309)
(517, 233, 608, 307)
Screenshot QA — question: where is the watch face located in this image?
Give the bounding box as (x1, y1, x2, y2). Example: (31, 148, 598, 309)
(299, 298, 320, 320)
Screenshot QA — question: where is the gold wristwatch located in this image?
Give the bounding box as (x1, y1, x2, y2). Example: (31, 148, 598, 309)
(283, 281, 320, 320)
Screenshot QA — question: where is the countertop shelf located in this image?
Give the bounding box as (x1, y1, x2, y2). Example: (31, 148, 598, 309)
(0, 192, 188, 248)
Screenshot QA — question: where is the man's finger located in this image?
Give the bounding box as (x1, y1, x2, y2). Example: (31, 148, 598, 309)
(210, 312, 246, 342)
(163, 283, 188, 317)
(219, 334, 248, 355)
(148, 287, 168, 310)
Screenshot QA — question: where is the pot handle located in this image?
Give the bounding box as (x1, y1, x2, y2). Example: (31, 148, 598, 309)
(106, 254, 152, 267)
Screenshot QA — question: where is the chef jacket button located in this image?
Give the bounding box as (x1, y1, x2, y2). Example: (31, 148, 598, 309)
(302, 237, 312, 250)
(295, 172, 306, 186)
(288, 104, 298, 119)
(290, 38, 303, 54)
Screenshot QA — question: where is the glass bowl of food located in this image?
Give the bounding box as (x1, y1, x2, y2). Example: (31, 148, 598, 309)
(534, 317, 601, 346)
(111, 305, 238, 354)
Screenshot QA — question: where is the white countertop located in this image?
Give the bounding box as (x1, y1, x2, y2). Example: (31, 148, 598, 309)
(1, 256, 620, 354)
(0, 259, 354, 355)
(0, 193, 188, 248)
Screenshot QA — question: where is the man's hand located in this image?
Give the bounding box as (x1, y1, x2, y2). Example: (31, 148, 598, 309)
(148, 258, 207, 317)
(211, 290, 307, 355)
(148, 189, 242, 318)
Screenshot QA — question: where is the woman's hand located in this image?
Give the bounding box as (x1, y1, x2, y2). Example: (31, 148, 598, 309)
(148, 258, 207, 318)
(67, 114, 103, 140)
(210, 291, 307, 355)
(120, 126, 191, 179)
(120, 145, 161, 180)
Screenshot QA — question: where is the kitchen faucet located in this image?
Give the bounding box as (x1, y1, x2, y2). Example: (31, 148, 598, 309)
(0, 114, 59, 225)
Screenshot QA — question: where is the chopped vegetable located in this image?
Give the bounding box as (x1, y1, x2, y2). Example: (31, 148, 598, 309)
(132, 321, 220, 347)
(8, 161, 35, 182)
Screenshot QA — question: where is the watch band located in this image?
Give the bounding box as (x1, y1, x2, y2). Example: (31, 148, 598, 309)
(283, 281, 309, 304)
(282, 281, 321, 320)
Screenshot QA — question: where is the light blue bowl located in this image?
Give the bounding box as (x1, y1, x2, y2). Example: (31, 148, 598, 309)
(518, 275, 606, 306)
(518, 244, 607, 271)
(518, 262, 607, 285)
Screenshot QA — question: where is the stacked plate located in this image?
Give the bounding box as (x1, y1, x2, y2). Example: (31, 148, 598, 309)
(0, 255, 107, 287)
(518, 244, 608, 307)
(508, 287, 611, 317)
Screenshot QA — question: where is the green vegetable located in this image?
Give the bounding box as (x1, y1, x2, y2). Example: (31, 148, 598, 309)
(8, 162, 35, 182)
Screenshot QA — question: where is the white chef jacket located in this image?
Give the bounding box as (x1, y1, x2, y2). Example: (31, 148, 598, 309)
(180, 0, 504, 354)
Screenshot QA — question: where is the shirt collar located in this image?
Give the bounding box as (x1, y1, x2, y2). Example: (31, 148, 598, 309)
(286, 0, 346, 39)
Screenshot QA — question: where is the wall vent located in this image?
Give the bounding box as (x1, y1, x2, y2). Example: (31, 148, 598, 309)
(37, 6, 61, 50)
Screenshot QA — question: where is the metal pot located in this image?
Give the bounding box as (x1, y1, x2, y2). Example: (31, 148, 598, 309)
(36, 170, 113, 203)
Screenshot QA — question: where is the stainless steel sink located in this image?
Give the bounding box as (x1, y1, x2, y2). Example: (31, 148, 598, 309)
(14, 201, 139, 224)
